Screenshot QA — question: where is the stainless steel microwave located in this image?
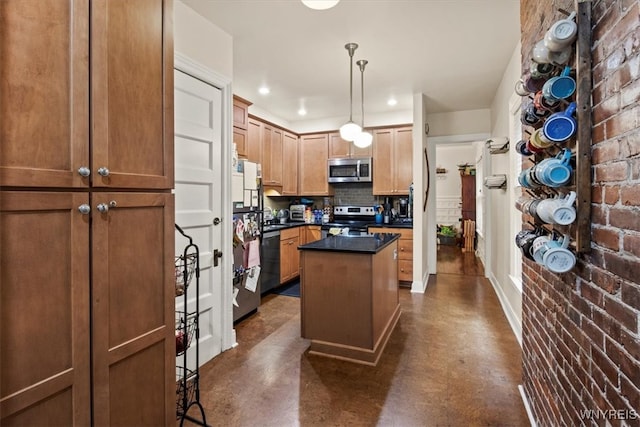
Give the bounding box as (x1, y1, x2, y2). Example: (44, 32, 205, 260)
(327, 157, 372, 183)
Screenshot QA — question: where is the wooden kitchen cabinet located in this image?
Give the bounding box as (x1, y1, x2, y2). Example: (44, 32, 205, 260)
(0, 192, 91, 425)
(329, 132, 372, 158)
(1, 0, 173, 190)
(303, 225, 322, 244)
(0, 1, 174, 425)
(91, 0, 174, 190)
(262, 124, 283, 188)
(280, 227, 300, 283)
(282, 131, 299, 195)
(372, 126, 413, 195)
(369, 227, 413, 283)
(0, 0, 89, 189)
(233, 96, 251, 157)
(91, 192, 174, 425)
(246, 118, 263, 164)
(299, 133, 334, 196)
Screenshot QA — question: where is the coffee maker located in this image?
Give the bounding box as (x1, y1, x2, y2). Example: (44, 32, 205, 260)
(398, 197, 409, 218)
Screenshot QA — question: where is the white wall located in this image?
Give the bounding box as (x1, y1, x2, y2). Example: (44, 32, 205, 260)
(485, 42, 523, 344)
(434, 143, 477, 229)
(427, 109, 491, 137)
(175, 1, 232, 78)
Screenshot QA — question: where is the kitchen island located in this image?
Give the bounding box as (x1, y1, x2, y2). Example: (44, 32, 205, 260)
(298, 233, 401, 365)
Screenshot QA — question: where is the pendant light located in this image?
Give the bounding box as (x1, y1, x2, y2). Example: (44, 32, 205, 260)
(353, 59, 373, 148)
(301, 0, 339, 10)
(339, 43, 362, 142)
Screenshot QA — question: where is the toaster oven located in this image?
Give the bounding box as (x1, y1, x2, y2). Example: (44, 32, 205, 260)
(289, 204, 306, 222)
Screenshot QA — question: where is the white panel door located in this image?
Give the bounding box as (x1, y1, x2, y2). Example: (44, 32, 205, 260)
(174, 69, 223, 367)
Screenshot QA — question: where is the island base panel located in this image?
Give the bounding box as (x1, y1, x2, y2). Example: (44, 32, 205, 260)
(308, 304, 401, 366)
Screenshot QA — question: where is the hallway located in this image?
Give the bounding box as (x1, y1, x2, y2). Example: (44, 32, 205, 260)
(189, 247, 528, 426)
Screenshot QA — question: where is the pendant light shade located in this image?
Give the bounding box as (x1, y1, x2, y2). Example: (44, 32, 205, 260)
(339, 43, 361, 141)
(301, 0, 339, 10)
(353, 59, 372, 148)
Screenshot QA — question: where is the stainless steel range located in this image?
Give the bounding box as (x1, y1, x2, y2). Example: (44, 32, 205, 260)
(321, 205, 377, 237)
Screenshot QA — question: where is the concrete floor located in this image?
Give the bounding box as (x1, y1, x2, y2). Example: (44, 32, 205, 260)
(186, 246, 528, 426)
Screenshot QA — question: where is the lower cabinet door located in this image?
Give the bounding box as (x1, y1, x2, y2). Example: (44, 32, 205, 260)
(91, 192, 174, 425)
(0, 191, 91, 426)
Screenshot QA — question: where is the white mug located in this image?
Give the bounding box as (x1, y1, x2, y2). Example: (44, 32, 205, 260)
(544, 12, 577, 52)
(536, 191, 577, 225)
(542, 235, 576, 273)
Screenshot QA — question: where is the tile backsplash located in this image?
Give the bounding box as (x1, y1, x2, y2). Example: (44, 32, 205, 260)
(332, 183, 376, 207)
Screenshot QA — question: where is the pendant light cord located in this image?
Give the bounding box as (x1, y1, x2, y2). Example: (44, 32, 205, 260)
(358, 60, 367, 128)
(345, 43, 358, 123)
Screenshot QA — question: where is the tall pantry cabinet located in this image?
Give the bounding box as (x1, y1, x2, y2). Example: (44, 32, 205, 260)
(0, 1, 175, 425)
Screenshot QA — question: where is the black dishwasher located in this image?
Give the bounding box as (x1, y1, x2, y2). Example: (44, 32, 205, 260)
(260, 230, 280, 294)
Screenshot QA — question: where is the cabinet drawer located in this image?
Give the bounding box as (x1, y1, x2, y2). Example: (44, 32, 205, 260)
(397, 238, 413, 259)
(280, 226, 300, 240)
(398, 260, 413, 282)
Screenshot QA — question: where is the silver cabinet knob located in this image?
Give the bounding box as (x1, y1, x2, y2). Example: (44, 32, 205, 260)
(78, 166, 91, 177)
(96, 203, 109, 213)
(78, 204, 91, 215)
(97, 167, 110, 177)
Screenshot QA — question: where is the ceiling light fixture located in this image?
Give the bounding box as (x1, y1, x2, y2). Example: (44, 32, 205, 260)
(387, 98, 397, 106)
(258, 86, 270, 95)
(339, 43, 362, 142)
(301, 0, 339, 10)
(298, 108, 307, 116)
(353, 59, 372, 148)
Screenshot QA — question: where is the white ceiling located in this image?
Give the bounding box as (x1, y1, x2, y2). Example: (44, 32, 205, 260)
(181, 0, 521, 126)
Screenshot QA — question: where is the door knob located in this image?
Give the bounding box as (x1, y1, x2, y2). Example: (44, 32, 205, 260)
(78, 204, 91, 214)
(213, 249, 223, 267)
(96, 203, 109, 213)
(97, 167, 110, 177)
(213, 217, 221, 225)
(78, 166, 91, 177)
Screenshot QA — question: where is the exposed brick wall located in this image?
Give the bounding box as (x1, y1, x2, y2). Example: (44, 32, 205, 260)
(521, 1, 640, 426)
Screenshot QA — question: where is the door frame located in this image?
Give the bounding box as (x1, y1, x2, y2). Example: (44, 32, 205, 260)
(174, 52, 235, 351)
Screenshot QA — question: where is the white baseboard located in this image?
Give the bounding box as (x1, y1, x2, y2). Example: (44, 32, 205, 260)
(488, 272, 522, 347)
(518, 385, 537, 427)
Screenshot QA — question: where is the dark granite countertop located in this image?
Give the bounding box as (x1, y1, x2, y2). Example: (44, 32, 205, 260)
(298, 233, 400, 254)
(368, 222, 413, 229)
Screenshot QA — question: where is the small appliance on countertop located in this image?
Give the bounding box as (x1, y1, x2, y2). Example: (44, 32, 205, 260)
(289, 204, 306, 222)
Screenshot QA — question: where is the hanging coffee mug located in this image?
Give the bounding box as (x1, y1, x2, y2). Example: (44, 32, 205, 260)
(532, 40, 572, 65)
(534, 148, 573, 187)
(518, 168, 542, 189)
(531, 61, 555, 79)
(543, 237, 576, 273)
(515, 228, 540, 262)
(515, 139, 533, 156)
(521, 103, 545, 128)
(530, 128, 554, 150)
(543, 102, 577, 143)
(534, 90, 560, 113)
(542, 66, 576, 102)
(544, 12, 577, 52)
(536, 191, 577, 225)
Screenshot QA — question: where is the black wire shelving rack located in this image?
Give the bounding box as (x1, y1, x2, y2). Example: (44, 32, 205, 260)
(175, 224, 208, 426)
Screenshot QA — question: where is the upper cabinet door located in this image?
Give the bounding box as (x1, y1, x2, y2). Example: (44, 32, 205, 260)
(0, 0, 89, 188)
(91, 0, 174, 189)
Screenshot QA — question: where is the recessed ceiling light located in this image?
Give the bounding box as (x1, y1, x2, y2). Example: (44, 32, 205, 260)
(298, 108, 307, 116)
(387, 98, 397, 106)
(258, 86, 270, 95)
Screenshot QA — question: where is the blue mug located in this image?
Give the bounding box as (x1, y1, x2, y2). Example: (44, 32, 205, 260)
(518, 168, 542, 189)
(542, 66, 576, 102)
(543, 102, 577, 143)
(534, 148, 573, 187)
